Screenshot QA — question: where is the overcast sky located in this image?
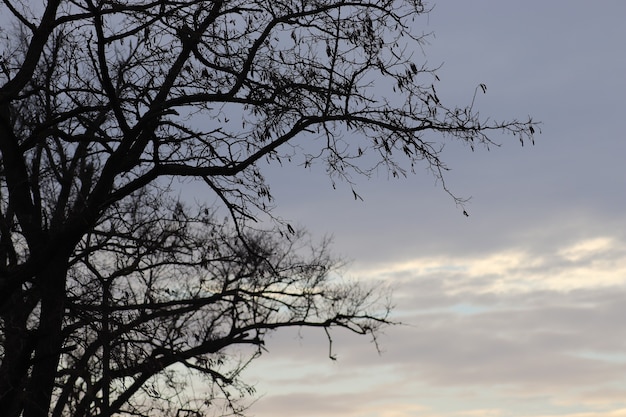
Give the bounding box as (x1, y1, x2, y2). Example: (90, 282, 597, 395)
(238, 2, 626, 417)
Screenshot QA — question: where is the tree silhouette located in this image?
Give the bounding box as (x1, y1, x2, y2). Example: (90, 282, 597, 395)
(0, 0, 536, 416)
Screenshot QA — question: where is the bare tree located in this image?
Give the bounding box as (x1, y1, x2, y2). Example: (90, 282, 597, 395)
(0, 0, 537, 416)
(56, 192, 381, 417)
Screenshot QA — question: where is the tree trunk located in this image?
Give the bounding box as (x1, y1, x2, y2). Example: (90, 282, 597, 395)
(22, 256, 69, 417)
(0, 289, 35, 417)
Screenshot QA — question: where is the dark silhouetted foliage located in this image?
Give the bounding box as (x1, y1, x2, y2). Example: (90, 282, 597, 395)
(0, 0, 536, 416)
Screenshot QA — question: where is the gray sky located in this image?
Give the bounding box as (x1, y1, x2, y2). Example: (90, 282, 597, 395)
(239, 2, 626, 417)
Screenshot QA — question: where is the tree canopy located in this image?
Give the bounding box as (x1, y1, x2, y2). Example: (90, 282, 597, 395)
(0, 0, 536, 416)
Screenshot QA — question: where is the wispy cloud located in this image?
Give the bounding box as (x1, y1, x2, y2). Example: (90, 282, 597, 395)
(245, 232, 626, 416)
(358, 234, 626, 295)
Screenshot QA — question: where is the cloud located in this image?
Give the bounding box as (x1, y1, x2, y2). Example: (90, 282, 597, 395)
(532, 410, 626, 417)
(244, 231, 626, 416)
(356, 233, 626, 295)
(345, 234, 626, 397)
(249, 389, 433, 417)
